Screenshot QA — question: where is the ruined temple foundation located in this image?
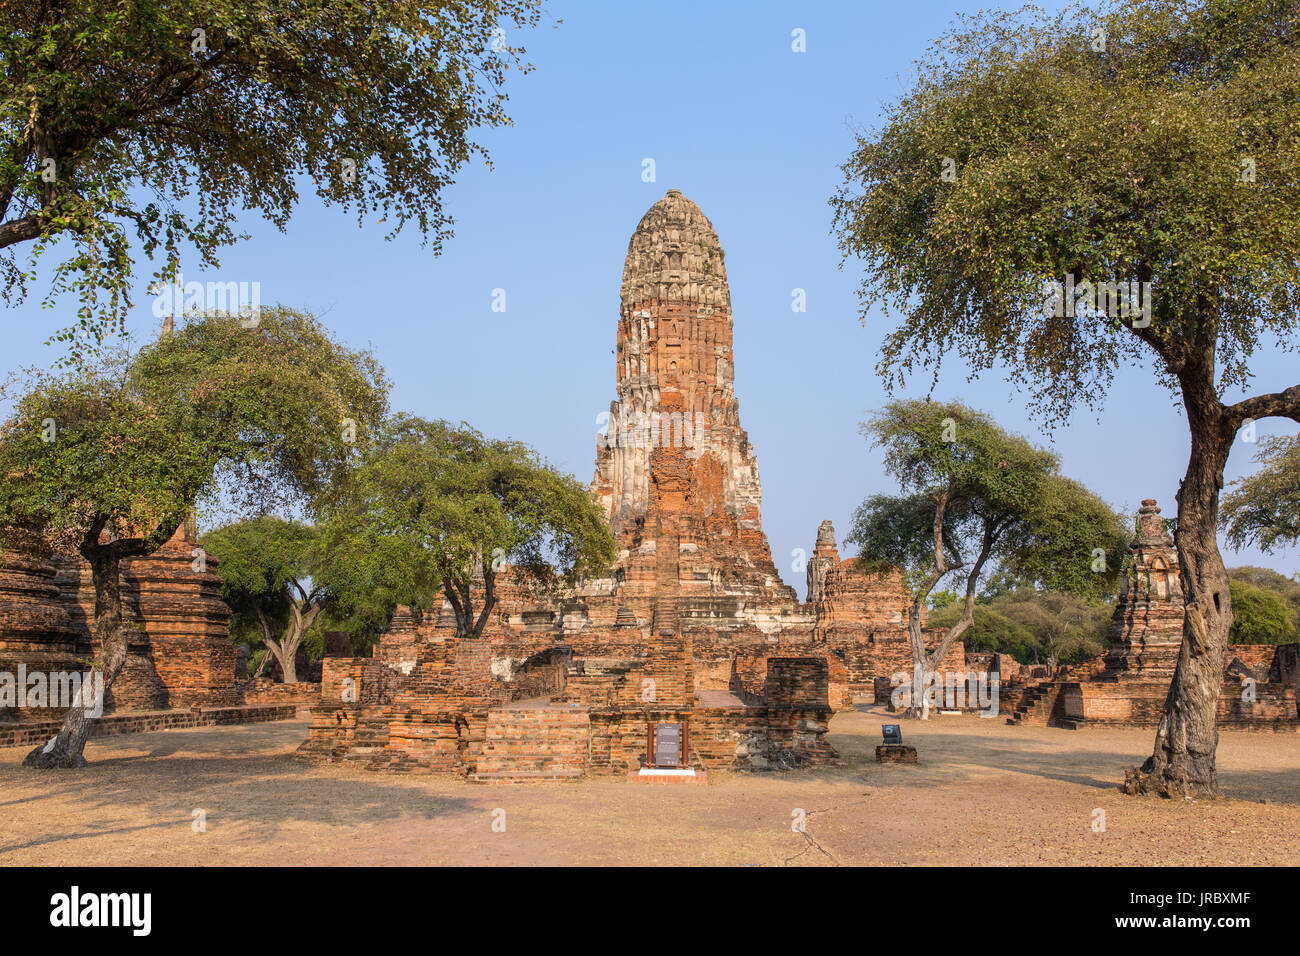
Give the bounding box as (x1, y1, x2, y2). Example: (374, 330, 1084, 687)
(302, 190, 965, 779)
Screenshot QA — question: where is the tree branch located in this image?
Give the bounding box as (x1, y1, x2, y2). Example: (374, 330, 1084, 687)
(0, 214, 44, 249)
(1225, 384, 1300, 430)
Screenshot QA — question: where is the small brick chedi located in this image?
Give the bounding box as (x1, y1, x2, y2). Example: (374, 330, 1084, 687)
(302, 190, 964, 779)
(1, 520, 293, 736)
(1005, 500, 1299, 729)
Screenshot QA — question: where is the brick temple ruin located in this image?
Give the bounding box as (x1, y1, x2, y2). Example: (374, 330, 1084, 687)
(1003, 500, 1299, 730)
(0, 520, 302, 748)
(301, 190, 960, 780)
(8, 191, 1292, 767)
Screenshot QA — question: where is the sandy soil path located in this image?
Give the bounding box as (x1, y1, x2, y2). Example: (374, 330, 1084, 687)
(1, 706, 1296, 865)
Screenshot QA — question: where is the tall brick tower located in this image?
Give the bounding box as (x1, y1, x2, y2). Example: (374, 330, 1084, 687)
(591, 190, 795, 627)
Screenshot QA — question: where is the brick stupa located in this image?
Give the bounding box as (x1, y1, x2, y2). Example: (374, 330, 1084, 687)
(371, 190, 958, 696)
(591, 188, 794, 621)
(306, 191, 975, 777)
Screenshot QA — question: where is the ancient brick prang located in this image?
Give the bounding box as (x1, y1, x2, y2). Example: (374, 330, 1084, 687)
(315, 193, 960, 778)
(1101, 499, 1184, 679)
(591, 189, 795, 633)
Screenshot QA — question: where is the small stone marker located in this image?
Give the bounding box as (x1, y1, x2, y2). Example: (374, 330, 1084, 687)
(876, 723, 917, 763)
(876, 744, 918, 763)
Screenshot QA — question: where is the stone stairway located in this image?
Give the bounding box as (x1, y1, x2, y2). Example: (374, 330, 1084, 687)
(1006, 679, 1067, 727)
(469, 706, 590, 783)
(344, 706, 392, 765)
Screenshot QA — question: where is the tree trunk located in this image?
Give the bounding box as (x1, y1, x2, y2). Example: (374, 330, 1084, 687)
(905, 601, 931, 719)
(1125, 398, 1234, 798)
(470, 556, 498, 638)
(252, 647, 272, 679)
(444, 576, 474, 638)
(23, 547, 129, 768)
(905, 513, 993, 720)
(277, 643, 298, 684)
(444, 561, 498, 639)
(262, 637, 296, 683)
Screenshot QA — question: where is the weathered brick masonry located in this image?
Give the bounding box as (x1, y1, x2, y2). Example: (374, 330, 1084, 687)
(301, 191, 946, 778)
(0, 518, 307, 737)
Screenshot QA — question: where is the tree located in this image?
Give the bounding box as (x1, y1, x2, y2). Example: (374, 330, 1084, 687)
(1226, 575, 1298, 645)
(320, 500, 444, 633)
(201, 517, 323, 683)
(929, 589, 958, 610)
(832, 0, 1300, 795)
(929, 600, 1039, 661)
(847, 400, 1126, 717)
(0, 307, 387, 766)
(0, 0, 545, 356)
(1228, 566, 1300, 637)
(324, 415, 616, 639)
(1222, 436, 1300, 555)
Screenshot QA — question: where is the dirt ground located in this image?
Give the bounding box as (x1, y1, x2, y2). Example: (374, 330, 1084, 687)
(1, 705, 1297, 866)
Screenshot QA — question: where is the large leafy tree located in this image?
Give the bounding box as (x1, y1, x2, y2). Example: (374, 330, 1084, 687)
(325, 415, 616, 639)
(0, 0, 544, 355)
(0, 307, 387, 766)
(848, 400, 1127, 717)
(321, 514, 443, 636)
(1222, 436, 1300, 555)
(832, 0, 1300, 795)
(201, 517, 323, 683)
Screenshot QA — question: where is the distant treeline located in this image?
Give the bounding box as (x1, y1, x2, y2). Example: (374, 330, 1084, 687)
(930, 567, 1300, 666)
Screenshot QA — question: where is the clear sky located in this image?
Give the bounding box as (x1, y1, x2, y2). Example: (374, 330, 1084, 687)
(4, 0, 1297, 597)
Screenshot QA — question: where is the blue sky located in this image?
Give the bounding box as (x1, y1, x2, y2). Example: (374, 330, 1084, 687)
(4, 0, 1297, 596)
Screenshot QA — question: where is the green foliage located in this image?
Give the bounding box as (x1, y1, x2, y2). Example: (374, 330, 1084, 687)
(930, 588, 1113, 664)
(200, 516, 319, 648)
(849, 399, 1128, 601)
(132, 307, 390, 515)
(929, 601, 1036, 661)
(1226, 569, 1300, 644)
(324, 414, 616, 638)
(0, 306, 387, 566)
(318, 512, 439, 642)
(976, 569, 1024, 604)
(1003, 474, 1130, 601)
(929, 589, 957, 610)
(0, 346, 210, 557)
(0, 0, 546, 357)
(832, 0, 1300, 427)
(1230, 566, 1300, 615)
(1222, 435, 1300, 554)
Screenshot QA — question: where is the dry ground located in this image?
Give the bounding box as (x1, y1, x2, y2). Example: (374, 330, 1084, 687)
(1, 705, 1297, 866)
